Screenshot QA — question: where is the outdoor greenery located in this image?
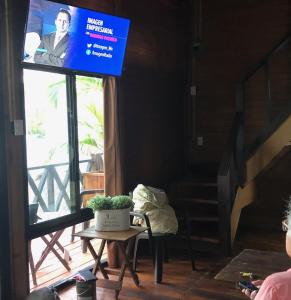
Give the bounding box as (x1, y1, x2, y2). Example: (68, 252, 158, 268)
(79, 102, 104, 155)
(25, 72, 104, 166)
(88, 195, 134, 212)
(27, 112, 45, 138)
(46, 75, 104, 157)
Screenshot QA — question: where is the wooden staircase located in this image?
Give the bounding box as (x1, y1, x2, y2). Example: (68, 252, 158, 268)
(169, 164, 223, 254)
(169, 114, 291, 256)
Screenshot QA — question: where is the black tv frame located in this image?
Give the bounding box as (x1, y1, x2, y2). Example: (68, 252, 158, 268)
(21, 0, 130, 78)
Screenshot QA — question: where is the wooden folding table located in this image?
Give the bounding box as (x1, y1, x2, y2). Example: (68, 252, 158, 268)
(73, 226, 146, 299)
(29, 212, 71, 286)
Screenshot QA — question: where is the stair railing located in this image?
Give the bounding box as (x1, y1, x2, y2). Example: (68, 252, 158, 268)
(218, 112, 243, 255)
(218, 31, 291, 255)
(237, 31, 291, 168)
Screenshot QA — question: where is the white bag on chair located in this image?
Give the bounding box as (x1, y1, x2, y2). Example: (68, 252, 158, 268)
(132, 184, 178, 234)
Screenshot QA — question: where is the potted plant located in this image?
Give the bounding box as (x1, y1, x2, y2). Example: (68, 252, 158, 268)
(88, 195, 134, 231)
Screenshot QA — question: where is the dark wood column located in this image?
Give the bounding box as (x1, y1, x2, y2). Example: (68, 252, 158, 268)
(0, 0, 29, 299)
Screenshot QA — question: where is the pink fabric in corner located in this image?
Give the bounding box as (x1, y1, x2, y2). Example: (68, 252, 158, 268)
(255, 268, 291, 300)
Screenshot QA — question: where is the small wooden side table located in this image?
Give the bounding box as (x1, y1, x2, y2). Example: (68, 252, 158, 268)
(73, 226, 146, 299)
(29, 212, 72, 286)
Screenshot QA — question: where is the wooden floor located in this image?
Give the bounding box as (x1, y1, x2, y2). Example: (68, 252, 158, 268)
(60, 256, 243, 300)
(30, 221, 106, 289)
(55, 226, 286, 300)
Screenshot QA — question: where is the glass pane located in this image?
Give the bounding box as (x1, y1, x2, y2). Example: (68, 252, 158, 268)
(76, 76, 104, 206)
(24, 69, 75, 223)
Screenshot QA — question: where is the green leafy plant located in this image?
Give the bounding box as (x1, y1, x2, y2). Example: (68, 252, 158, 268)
(27, 114, 45, 138)
(47, 76, 104, 157)
(88, 195, 112, 211)
(88, 195, 133, 212)
(79, 102, 104, 155)
(111, 195, 134, 210)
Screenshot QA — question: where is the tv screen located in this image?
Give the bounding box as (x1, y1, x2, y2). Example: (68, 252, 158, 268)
(23, 0, 130, 76)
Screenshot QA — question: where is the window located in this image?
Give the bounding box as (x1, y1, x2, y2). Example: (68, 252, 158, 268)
(76, 75, 104, 180)
(24, 69, 74, 223)
(23, 69, 103, 237)
(76, 76, 104, 205)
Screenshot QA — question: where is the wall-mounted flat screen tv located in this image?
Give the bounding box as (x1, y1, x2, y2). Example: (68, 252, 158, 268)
(22, 0, 130, 76)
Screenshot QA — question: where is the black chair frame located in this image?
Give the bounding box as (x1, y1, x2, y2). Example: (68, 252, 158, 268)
(130, 211, 185, 283)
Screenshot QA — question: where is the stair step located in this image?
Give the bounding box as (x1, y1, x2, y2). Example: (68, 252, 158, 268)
(188, 162, 219, 179)
(178, 180, 217, 187)
(169, 165, 222, 252)
(188, 216, 219, 222)
(176, 215, 219, 223)
(173, 180, 218, 199)
(179, 221, 219, 241)
(178, 197, 218, 205)
(169, 236, 222, 254)
(179, 232, 220, 244)
(189, 235, 220, 244)
(173, 190, 217, 200)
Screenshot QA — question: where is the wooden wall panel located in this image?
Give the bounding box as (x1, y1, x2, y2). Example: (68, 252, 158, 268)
(3, 1, 189, 298)
(189, 0, 291, 230)
(69, 0, 113, 13)
(120, 68, 185, 190)
(74, 0, 189, 191)
(244, 69, 268, 147)
(116, 0, 189, 191)
(6, 1, 291, 296)
(269, 44, 291, 118)
(3, 0, 31, 298)
(190, 0, 291, 164)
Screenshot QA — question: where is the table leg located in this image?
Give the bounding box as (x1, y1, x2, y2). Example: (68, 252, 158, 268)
(86, 239, 108, 279)
(41, 235, 71, 270)
(49, 232, 72, 261)
(84, 238, 97, 261)
(35, 230, 70, 271)
(117, 238, 139, 287)
(35, 236, 56, 270)
(49, 233, 64, 252)
(28, 241, 37, 286)
(81, 220, 90, 253)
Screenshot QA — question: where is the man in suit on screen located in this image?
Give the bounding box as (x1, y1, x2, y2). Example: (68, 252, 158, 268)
(34, 8, 71, 67)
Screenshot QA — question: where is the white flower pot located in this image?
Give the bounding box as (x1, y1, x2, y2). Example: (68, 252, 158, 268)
(94, 208, 130, 231)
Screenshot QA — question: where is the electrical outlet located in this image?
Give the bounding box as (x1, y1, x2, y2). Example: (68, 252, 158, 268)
(197, 136, 203, 146)
(190, 86, 197, 96)
(12, 120, 24, 136)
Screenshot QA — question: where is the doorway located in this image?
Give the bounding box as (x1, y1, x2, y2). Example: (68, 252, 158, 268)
(23, 69, 105, 288)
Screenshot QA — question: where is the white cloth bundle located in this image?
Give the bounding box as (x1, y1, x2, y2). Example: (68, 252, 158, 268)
(132, 184, 178, 234)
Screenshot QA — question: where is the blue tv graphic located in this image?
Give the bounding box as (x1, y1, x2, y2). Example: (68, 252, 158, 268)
(24, 0, 130, 76)
(66, 9, 130, 76)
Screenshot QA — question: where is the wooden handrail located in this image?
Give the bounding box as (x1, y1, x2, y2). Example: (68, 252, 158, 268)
(217, 31, 291, 254)
(217, 112, 243, 254)
(218, 112, 244, 181)
(242, 32, 291, 82)
(235, 31, 291, 185)
(246, 103, 291, 160)
(27, 159, 95, 212)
